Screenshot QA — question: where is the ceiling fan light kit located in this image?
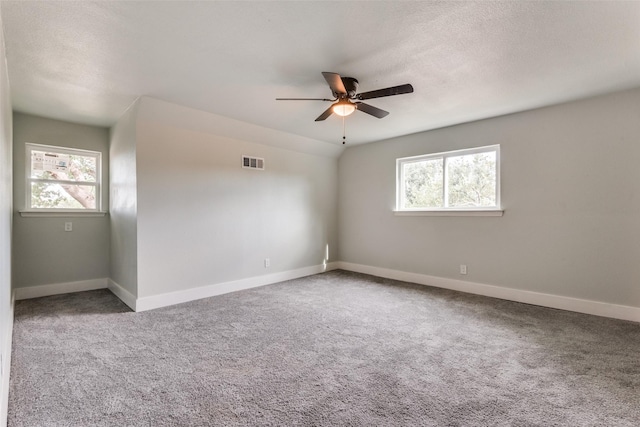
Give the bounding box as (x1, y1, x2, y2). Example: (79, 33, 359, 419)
(276, 72, 413, 143)
(332, 99, 356, 117)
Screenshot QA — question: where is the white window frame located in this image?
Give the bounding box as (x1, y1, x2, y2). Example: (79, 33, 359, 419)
(24, 143, 102, 214)
(395, 144, 503, 216)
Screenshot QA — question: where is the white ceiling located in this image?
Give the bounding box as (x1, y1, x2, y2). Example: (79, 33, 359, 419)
(1, 1, 639, 145)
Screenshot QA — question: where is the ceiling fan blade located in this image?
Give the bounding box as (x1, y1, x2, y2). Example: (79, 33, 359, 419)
(276, 98, 334, 101)
(355, 102, 389, 119)
(315, 105, 334, 121)
(322, 72, 347, 95)
(356, 84, 414, 100)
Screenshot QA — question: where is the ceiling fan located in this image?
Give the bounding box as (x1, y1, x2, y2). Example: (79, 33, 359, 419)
(276, 72, 414, 122)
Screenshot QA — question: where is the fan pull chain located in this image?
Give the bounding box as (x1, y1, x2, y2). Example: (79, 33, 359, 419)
(342, 115, 346, 145)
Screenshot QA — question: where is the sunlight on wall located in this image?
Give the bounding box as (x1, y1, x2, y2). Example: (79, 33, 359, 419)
(322, 243, 330, 271)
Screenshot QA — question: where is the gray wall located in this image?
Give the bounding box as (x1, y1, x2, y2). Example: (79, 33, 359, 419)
(135, 118, 338, 298)
(109, 102, 138, 296)
(12, 113, 110, 287)
(0, 14, 14, 423)
(339, 88, 640, 308)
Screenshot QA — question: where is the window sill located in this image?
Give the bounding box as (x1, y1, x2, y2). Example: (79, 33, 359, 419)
(394, 209, 504, 217)
(19, 211, 108, 218)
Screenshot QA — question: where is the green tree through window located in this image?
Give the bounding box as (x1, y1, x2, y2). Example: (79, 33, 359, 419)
(26, 144, 101, 211)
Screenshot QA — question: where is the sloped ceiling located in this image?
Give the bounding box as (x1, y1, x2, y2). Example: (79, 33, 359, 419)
(1, 1, 639, 145)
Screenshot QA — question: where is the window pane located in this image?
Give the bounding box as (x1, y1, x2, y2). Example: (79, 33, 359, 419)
(31, 150, 97, 182)
(402, 159, 443, 208)
(446, 151, 496, 208)
(30, 182, 96, 209)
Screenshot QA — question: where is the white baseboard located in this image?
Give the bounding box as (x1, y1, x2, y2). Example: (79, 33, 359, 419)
(10, 264, 639, 323)
(10, 264, 341, 313)
(135, 262, 339, 312)
(14, 278, 108, 301)
(1, 289, 15, 427)
(107, 279, 137, 312)
(337, 262, 640, 323)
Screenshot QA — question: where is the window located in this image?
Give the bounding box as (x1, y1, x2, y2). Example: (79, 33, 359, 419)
(396, 145, 500, 213)
(25, 143, 102, 212)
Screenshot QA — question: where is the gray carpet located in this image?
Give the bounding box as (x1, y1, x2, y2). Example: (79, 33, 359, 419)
(8, 270, 640, 426)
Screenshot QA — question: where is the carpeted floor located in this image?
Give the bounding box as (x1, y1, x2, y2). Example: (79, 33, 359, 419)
(8, 270, 640, 426)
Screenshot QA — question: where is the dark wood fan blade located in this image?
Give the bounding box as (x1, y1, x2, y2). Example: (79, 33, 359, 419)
(322, 72, 347, 95)
(276, 98, 334, 101)
(355, 102, 389, 119)
(356, 84, 414, 100)
(315, 105, 334, 121)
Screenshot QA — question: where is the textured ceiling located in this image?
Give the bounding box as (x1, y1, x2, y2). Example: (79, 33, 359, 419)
(1, 1, 639, 145)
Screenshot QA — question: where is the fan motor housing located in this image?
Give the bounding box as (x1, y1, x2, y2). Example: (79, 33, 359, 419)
(341, 77, 359, 98)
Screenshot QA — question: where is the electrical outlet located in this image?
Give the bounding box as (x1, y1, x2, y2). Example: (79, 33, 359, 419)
(64, 222, 72, 232)
(460, 264, 467, 275)
(264, 258, 270, 268)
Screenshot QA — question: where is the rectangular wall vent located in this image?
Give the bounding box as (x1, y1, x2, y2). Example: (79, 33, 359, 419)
(242, 155, 265, 170)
